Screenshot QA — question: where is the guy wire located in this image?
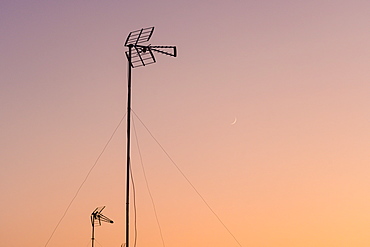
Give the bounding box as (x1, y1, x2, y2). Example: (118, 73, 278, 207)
(131, 110, 243, 247)
(44, 113, 126, 247)
(132, 116, 166, 247)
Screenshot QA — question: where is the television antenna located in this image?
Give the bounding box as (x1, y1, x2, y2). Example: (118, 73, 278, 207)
(123, 27, 177, 247)
(124, 27, 177, 68)
(90, 206, 114, 247)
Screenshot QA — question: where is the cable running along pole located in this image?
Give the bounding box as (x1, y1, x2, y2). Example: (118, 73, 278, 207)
(125, 44, 132, 247)
(123, 27, 177, 247)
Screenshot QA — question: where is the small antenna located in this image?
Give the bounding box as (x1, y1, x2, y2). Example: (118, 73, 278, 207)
(90, 206, 114, 247)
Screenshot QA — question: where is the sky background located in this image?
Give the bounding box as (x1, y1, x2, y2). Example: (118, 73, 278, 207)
(1, 0, 369, 246)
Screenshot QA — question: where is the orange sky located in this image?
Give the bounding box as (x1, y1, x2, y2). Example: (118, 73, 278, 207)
(1, 1, 369, 246)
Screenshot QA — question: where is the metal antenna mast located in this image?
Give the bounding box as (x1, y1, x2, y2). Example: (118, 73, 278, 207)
(90, 206, 114, 247)
(123, 27, 177, 247)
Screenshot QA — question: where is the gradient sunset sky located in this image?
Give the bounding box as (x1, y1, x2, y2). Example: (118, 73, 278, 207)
(1, 0, 369, 246)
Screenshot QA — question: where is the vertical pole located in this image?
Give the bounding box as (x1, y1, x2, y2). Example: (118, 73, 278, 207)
(125, 44, 133, 247)
(91, 222, 95, 247)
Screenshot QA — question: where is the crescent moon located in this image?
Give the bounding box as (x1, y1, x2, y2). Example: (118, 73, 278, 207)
(231, 117, 237, 125)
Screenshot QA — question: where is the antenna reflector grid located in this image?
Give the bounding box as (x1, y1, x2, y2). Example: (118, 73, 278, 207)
(124, 27, 154, 46)
(125, 47, 156, 68)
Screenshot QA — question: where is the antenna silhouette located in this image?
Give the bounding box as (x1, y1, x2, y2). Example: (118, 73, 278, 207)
(123, 27, 177, 247)
(90, 206, 114, 247)
(124, 27, 177, 68)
